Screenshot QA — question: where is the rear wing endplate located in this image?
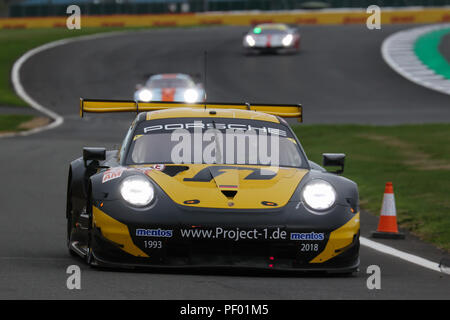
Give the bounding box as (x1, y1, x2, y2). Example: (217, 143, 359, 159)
(80, 99, 302, 122)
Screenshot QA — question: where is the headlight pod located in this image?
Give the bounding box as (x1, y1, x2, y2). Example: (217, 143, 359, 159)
(302, 179, 337, 212)
(120, 176, 154, 207)
(138, 89, 152, 102)
(245, 35, 256, 47)
(184, 89, 199, 103)
(282, 34, 294, 47)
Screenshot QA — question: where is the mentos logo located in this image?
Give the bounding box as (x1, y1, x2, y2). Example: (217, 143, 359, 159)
(290, 232, 324, 241)
(136, 228, 173, 238)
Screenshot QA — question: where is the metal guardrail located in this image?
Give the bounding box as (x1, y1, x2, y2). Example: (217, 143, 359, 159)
(8, 0, 450, 18)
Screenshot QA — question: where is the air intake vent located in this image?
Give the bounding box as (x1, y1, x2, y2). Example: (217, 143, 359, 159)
(221, 190, 237, 199)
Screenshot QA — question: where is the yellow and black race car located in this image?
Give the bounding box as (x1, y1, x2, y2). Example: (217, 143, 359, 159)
(67, 99, 360, 273)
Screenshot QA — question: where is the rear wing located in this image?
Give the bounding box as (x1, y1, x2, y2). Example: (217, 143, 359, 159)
(80, 99, 302, 122)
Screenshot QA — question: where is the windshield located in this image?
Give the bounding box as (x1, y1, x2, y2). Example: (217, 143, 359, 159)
(147, 78, 193, 89)
(125, 118, 305, 168)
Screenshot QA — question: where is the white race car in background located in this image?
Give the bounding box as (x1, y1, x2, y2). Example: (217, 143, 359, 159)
(243, 23, 301, 54)
(134, 73, 205, 103)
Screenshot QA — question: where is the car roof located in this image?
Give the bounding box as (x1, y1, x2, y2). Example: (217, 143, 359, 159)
(141, 107, 280, 123)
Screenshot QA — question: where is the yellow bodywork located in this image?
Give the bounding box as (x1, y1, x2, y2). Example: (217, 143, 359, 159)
(92, 204, 359, 263)
(137, 164, 308, 209)
(146, 107, 280, 123)
(310, 212, 360, 263)
(92, 206, 148, 257)
(79, 99, 302, 122)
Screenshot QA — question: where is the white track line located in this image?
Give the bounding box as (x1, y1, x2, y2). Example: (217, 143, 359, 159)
(381, 23, 450, 96)
(6, 31, 133, 138)
(360, 237, 442, 273)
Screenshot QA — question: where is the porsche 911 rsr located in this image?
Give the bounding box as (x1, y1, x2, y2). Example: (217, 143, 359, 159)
(67, 100, 359, 273)
(134, 73, 205, 103)
(243, 23, 301, 54)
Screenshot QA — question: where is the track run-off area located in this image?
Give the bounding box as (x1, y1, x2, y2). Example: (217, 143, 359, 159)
(1, 25, 449, 299)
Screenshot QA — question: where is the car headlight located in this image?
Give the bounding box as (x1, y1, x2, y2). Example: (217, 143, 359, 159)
(282, 34, 294, 47)
(245, 35, 256, 47)
(302, 179, 336, 211)
(138, 89, 152, 102)
(184, 89, 199, 103)
(120, 176, 154, 207)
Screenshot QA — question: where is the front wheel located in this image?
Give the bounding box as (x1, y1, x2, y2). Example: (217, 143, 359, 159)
(85, 187, 96, 266)
(66, 177, 78, 257)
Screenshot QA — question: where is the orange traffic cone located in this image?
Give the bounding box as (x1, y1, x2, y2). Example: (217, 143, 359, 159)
(371, 182, 405, 239)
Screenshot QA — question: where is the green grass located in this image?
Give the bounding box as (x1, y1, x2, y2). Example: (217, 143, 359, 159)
(292, 124, 450, 251)
(0, 27, 147, 107)
(0, 114, 33, 132)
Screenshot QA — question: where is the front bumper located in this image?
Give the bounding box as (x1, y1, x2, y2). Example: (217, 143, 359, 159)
(244, 45, 298, 54)
(90, 203, 360, 273)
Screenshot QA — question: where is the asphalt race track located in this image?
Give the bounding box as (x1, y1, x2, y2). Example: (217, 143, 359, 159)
(1, 25, 449, 299)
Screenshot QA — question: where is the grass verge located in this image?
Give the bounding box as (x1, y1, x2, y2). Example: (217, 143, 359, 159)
(292, 124, 450, 252)
(0, 114, 34, 133)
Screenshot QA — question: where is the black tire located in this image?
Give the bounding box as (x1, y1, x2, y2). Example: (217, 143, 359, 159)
(85, 185, 95, 266)
(66, 171, 78, 257)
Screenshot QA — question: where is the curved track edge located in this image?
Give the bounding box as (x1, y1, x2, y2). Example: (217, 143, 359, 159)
(5, 31, 137, 138)
(381, 23, 450, 96)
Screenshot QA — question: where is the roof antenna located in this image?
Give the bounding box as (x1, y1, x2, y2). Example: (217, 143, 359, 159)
(203, 50, 207, 109)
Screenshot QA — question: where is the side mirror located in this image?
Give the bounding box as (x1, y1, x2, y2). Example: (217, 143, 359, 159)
(322, 153, 345, 174)
(83, 147, 106, 167)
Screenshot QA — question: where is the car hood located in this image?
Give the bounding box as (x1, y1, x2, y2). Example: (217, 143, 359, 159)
(138, 164, 308, 209)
